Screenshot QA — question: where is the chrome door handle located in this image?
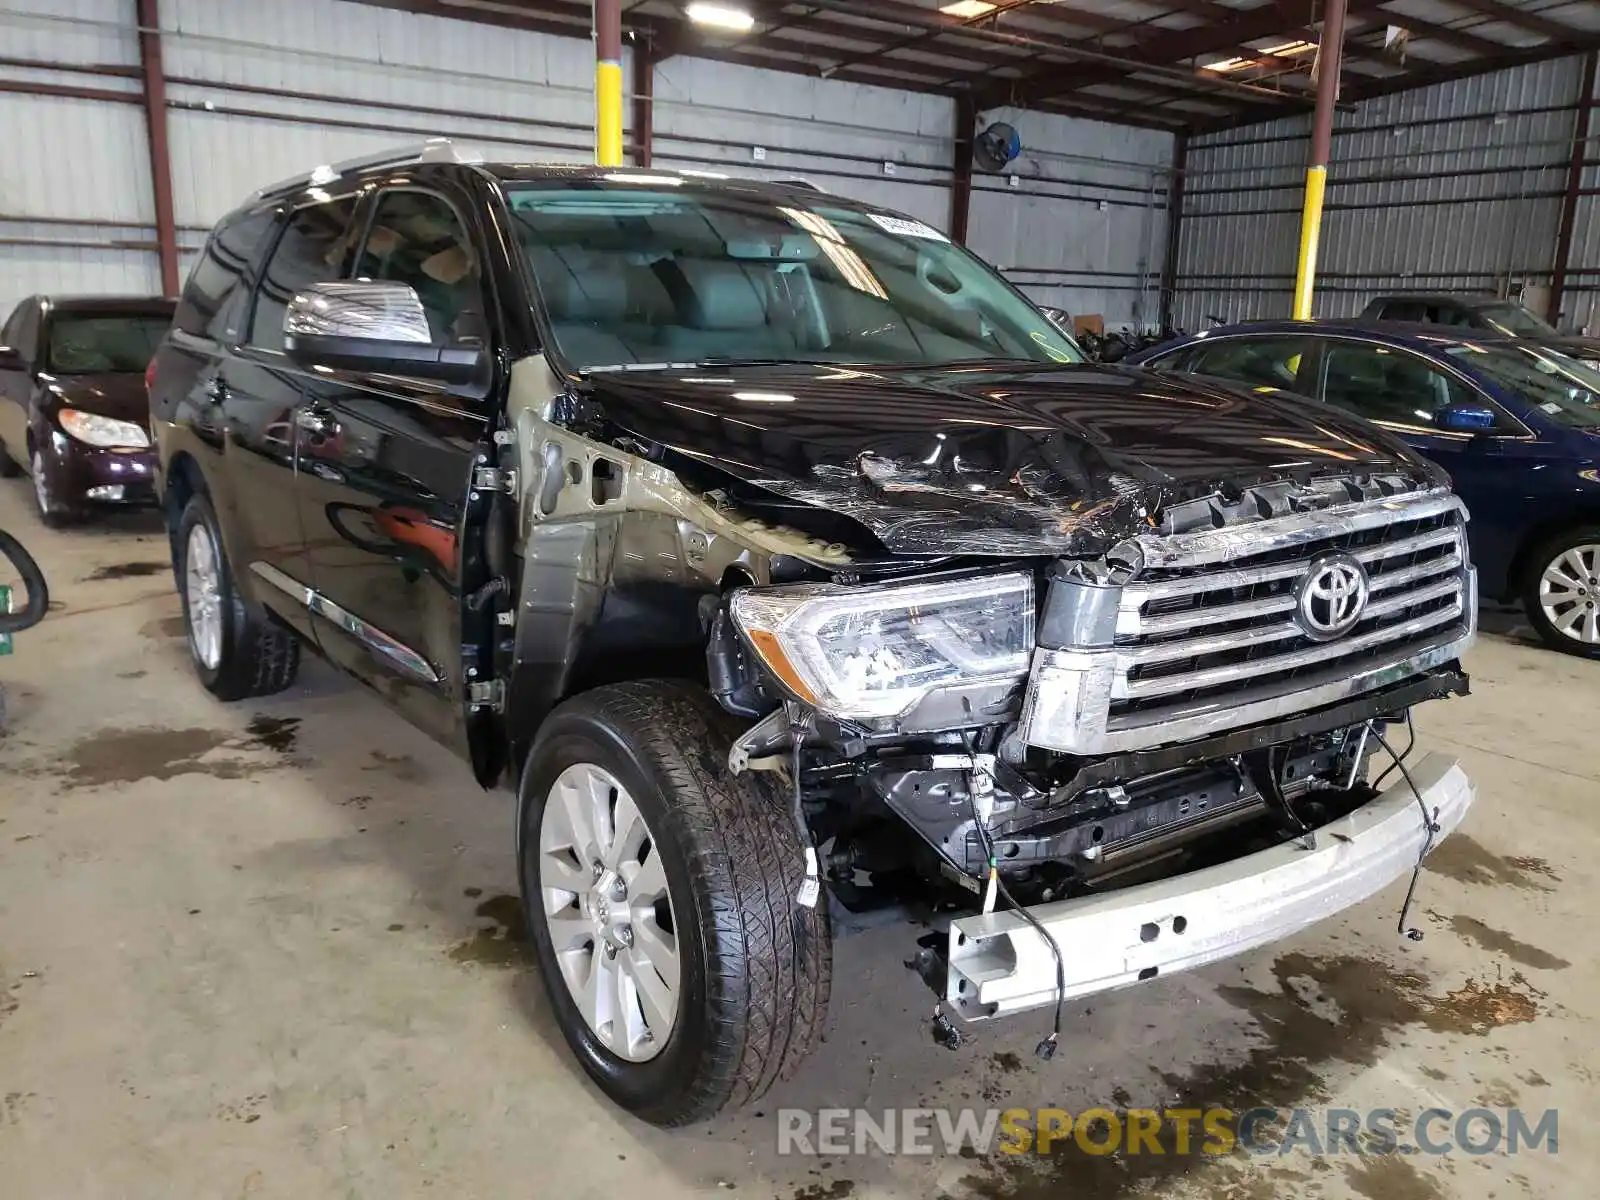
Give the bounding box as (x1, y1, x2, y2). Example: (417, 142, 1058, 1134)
(202, 377, 226, 404)
(294, 407, 337, 436)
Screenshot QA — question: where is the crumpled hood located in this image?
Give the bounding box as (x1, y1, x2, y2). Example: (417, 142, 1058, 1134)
(576, 361, 1436, 557)
(40, 372, 149, 424)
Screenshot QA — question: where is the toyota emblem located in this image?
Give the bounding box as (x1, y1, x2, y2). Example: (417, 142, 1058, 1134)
(1295, 553, 1370, 641)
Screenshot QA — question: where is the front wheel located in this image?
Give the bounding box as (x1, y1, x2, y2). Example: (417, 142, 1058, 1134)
(1523, 527, 1600, 658)
(30, 447, 81, 528)
(519, 681, 831, 1127)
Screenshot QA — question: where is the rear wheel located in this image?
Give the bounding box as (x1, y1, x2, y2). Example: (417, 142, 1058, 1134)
(175, 492, 300, 698)
(1523, 527, 1600, 658)
(519, 681, 831, 1126)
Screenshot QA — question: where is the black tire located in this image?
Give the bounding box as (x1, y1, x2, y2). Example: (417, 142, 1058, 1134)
(1521, 525, 1600, 659)
(518, 681, 831, 1127)
(0, 528, 48, 635)
(30, 447, 82, 528)
(0, 439, 21, 478)
(175, 492, 300, 698)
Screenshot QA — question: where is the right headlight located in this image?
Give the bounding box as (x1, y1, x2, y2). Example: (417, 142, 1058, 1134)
(729, 572, 1035, 722)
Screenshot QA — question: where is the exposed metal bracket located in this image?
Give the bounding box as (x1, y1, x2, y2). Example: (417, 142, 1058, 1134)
(467, 679, 506, 712)
(473, 466, 518, 494)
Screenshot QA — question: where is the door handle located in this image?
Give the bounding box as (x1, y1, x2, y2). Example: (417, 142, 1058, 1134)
(294, 406, 337, 437)
(202, 377, 226, 404)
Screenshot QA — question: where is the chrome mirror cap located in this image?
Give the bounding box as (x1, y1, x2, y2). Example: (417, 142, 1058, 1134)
(284, 280, 433, 345)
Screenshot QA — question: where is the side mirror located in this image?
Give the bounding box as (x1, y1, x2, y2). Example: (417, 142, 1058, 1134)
(0, 345, 24, 372)
(1438, 404, 1498, 432)
(1039, 306, 1073, 335)
(284, 281, 483, 384)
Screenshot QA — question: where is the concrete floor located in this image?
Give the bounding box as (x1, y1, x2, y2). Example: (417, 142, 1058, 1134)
(1, 478, 1595, 1200)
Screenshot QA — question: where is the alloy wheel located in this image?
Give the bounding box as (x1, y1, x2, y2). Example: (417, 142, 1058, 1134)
(1538, 543, 1600, 646)
(538, 762, 679, 1063)
(185, 523, 225, 669)
(30, 449, 51, 516)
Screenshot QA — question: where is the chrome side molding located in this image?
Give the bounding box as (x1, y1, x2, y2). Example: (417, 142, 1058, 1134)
(249, 561, 442, 685)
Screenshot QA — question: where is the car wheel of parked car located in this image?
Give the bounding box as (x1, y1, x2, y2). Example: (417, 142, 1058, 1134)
(1524, 526, 1600, 658)
(30, 447, 82, 528)
(0, 440, 21, 478)
(519, 680, 831, 1127)
(175, 492, 301, 698)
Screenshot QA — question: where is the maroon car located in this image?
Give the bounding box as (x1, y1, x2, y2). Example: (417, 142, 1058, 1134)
(0, 294, 174, 525)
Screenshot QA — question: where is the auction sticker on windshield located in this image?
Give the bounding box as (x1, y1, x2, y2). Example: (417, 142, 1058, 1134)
(866, 213, 949, 241)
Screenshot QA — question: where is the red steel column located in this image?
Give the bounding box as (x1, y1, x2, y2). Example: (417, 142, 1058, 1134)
(632, 38, 656, 168)
(136, 0, 179, 296)
(950, 95, 976, 245)
(1550, 50, 1597, 325)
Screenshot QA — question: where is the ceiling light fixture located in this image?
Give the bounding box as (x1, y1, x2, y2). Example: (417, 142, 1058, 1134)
(685, 3, 755, 32)
(940, 1, 997, 17)
(1201, 39, 1318, 72)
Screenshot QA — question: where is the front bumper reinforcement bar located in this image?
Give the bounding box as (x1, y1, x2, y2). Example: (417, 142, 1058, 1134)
(945, 752, 1472, 1020)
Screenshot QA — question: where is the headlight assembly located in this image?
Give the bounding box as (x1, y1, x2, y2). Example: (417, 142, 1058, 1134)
(730, 572, 1035, 721)
(57, 408, 150, 449)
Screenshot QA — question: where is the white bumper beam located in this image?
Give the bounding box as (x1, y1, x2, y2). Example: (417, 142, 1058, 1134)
(946, 752, 1473, 1020)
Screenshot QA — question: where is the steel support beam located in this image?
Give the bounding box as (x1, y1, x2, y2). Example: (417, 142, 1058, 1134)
(1550, 50, 1598, 326)
(950, 96, 975, 247)
(1292, 0, 1348, 320)
(1160, 134, 1188, 331)
(632, 36, 656, 168)
(135, 0, 179, 296)
(593, 0, 623, 166)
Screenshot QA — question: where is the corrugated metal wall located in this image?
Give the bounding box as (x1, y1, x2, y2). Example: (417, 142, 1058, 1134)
(968, 108, 1173, 328)
(0, 0, 1168, 324)
(0, 0, 158, 306)
(1563, 57, 1600, 332)
(1176, 55, 1589, 330)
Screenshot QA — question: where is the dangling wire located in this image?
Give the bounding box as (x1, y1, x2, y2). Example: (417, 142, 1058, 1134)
(962, 745, 1065, 1060)
(1370, 723, 1438, 943)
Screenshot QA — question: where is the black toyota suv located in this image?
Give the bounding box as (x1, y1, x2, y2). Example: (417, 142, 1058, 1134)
(151, 141, 1479, 1127)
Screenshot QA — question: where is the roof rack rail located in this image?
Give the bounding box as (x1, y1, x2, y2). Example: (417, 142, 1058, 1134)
(256, 138, 484, 199)
(765, 175, 829, 194)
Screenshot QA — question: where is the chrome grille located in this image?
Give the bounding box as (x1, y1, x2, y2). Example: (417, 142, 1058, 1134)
(1016, 488, 1477, 756)
(1112, 505, 1468, 721)
(1113, 499, 1465, 723)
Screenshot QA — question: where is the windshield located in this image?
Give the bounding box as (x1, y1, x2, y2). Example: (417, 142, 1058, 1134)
(1478, 302, 1556, 338)
(505, 183, 1081, 371)
(1444, 344, 1600, 429)
(46, 312, 171, 374)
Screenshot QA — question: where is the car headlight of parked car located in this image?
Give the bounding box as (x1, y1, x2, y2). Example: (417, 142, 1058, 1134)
(730, 572, 1035, 721)
(56, 408, 150, 449)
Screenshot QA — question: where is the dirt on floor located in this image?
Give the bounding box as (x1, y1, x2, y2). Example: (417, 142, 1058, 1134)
(1, 483, 1595, 1200)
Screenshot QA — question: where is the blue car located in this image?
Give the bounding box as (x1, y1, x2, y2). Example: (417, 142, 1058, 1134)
(1131, 320, 1600, 657)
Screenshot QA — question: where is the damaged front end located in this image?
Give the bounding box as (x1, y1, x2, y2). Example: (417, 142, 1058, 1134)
(715, 477, 1478, 1025)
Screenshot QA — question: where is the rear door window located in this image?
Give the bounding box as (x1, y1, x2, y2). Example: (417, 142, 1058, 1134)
(1179, 336, 1308, 391)
(246, 197, 361, 352)
(1377, 300, 1424, 322)
(177, 210, 277, 343)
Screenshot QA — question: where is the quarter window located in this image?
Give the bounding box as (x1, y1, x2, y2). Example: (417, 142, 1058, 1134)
(178, 211, 276, 342)
(247, 197, 360, 351)
(355, 191, 485, 344)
